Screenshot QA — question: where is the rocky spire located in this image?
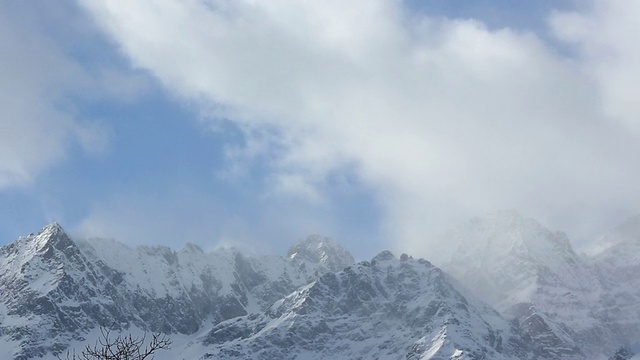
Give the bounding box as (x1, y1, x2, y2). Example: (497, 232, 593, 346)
(287, 234, 354, 273)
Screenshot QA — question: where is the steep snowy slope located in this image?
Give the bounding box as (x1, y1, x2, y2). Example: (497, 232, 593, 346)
(76, 236, 348, 318)
(0, 223, 121, 359)
(438, 211, 603, 358)
(185, 251, 536, 360)
(591, 215, 640, 351)
(0, 224, 354, 359)
(3, 217, 640, 359)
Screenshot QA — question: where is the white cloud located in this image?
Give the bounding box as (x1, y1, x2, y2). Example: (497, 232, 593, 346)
(550, 0, 640, 132)
(75, 188, 231, 248)
(0, 3, 111, 188)
(74, 185, 341, 256)
(80, 0, 640, 257)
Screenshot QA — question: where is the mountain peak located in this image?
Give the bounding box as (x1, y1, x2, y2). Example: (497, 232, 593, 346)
(287, 234, 354, 272)
(12, 222, 73, 256)
(372, 250, 395, 262)
(439, 212, 584, 306)
(39, 221, 64, 235)
(459, 211, 574, 253)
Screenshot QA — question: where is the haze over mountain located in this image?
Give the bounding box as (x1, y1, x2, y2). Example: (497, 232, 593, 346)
(1, 212, 639, 359)
(2, 2, 639, 358)
(2, 1, 640, 273)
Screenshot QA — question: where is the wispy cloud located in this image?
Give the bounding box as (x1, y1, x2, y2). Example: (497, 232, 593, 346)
(79, 0, 640, 256)
(73, 184, 344, 256)
(550, 0, 640, 132)
(0, 4, 88, 187)
(75, 187, 233, 247)
(0, 2, 151, 189)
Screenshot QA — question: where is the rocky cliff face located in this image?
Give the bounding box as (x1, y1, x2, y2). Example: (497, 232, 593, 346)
(286, 234, 355, 275)
(192, 251, 535, 360)
(0, 223, 118, 359)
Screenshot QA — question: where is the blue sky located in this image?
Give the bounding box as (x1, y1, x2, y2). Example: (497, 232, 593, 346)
(1, 0, 639, 260)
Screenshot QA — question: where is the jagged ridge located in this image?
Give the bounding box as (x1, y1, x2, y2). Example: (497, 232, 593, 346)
(194, 251, 534, 360)
(0, 225, 354, 359)
(2, 216, 640, 359)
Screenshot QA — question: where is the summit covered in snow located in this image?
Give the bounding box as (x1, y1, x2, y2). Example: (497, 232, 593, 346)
(0, 226, 354, 359)
(438, 211, 637, 358)
(287, 234, 355, 275)
(1, 215, 640, 359)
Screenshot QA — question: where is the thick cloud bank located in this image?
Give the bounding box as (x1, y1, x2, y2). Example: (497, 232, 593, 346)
(80, 0, 640, 255)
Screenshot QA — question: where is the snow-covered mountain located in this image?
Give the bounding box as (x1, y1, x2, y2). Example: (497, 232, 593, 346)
(0, 224, 353, 359)
(437, 211, 632, 359)
(184, 251, 535, 359)
(1, 216, 639, 359)
(591, 216, 640, 354)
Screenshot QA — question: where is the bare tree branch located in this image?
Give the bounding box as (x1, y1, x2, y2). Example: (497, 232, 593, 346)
(57, 326, 171, 360)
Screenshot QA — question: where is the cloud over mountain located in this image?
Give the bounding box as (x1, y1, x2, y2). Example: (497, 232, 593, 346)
(78, 0, 640, 256)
